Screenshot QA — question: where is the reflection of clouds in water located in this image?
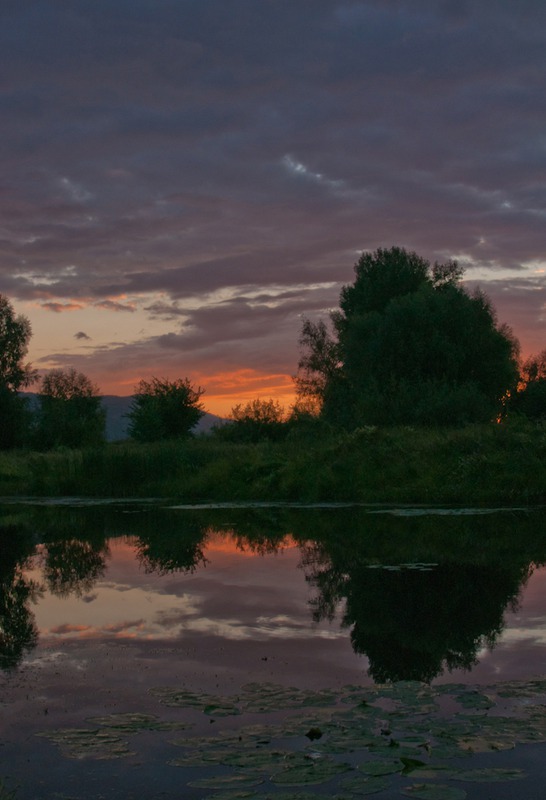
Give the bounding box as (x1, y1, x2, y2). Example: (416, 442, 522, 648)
(39, 606, 344, 643)
(25, 651, 88, 672)
(176, 614, 344, 642)
(154, 603, 201, 629)
(29, 535, 344, 645)
(34, 586, 202, 641)
(50, 623, 92, 635)
(100, 582, 134, 593)
(502, 625, 546, 645)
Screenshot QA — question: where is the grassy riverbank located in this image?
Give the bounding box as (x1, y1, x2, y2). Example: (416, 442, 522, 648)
(0, 421, 545, 504)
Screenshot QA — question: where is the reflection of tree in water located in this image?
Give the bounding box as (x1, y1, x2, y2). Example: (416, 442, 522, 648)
(344, 563, 527, 683)
(2, 501, 545, 684)
(298, 509, 545, 684)
(0, 506, 114, 670)
(41, 539, 109, 598)
(133, 509, 208, 574)
(0, 523, 41, 671)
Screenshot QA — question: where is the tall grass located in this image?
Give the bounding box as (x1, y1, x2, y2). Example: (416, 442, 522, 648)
(1, 420, 545, 504)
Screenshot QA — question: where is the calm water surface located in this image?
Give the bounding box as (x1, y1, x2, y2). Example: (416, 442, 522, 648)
(1, 501, 546, 799)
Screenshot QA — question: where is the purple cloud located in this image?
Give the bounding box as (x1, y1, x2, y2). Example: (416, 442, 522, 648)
(1, 0, 545, 399)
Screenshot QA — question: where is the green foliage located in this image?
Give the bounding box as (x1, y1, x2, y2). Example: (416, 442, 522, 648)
(33, 368, 105, 450)
(297, 246, 520, 427)
(294, 318, 341, 408)
(0, 295, 36, 449)
(218, 397, 287, 442)
(0, 294, 35, 392)
(127, 377, 204, 442)
(0, 387, 32, 450)
(4, 421, 546, 504)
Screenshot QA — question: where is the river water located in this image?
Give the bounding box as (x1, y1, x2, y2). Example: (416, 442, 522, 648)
(1, 501, 546, 799)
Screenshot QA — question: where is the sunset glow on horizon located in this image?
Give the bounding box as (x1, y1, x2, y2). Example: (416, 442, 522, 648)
(2, 2, 545, 411)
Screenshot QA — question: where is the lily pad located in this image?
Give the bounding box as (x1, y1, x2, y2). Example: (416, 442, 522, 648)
(188, 774, 264, 789)
(150, 687, 209, 707)
(150, 687, 241, 715)
(457, 736, 515, 753)
(339, 775, 391, 794)
(402, 784, 467, 800)
(168, 752, 221, 767)
(239, 683, 337, 713)
(203, 794, 348, 800)
(221, 749, 289, 770)
(87, 712, 190, 732)
(202, 794, 257, 800)
(358, 759, 403, 776)
(271, 753, 352, 786)
(36, 728, 134, 760)
(400, 757, 428, 773)
(452, 768, 526, 782)
(454, 691, 493, 712)
(204, 703, 243, 717)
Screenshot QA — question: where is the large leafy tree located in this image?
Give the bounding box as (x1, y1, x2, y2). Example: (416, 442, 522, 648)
(127, 377, 205, 442)
(34, 367, 106, 449)
(296, 246, 519, 426)
(0, 294, 36, 448)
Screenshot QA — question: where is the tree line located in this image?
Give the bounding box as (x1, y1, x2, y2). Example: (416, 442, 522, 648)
(1, 246, 545, 450)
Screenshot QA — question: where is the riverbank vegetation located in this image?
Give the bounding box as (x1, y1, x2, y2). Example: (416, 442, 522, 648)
(1, 247, 545, 504)
(1, 418, 545, 504)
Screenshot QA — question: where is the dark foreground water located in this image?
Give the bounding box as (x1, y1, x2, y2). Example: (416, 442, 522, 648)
(1, 500, 546, 799)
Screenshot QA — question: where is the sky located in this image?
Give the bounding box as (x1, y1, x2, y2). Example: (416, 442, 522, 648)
(1, 0, 545, 415)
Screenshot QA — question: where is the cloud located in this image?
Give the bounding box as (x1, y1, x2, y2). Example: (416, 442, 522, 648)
(1, 0, 545, 397)
(41, 301, 84, 313)
(94, 299, 136, 313)
(58, 176, 93, 204)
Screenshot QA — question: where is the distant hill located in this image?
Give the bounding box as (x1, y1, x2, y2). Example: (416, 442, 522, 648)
(21, 392, 225, 442)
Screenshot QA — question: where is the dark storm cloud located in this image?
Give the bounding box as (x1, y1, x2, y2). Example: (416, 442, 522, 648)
(2, 0, 546, 372)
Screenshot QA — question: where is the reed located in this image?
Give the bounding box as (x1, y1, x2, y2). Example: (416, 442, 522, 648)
(0, 420, 544, 504)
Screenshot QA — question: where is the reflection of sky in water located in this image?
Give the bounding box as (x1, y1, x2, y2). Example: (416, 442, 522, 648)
(22, 534, 546, 683)
(26, 534, 345, 644)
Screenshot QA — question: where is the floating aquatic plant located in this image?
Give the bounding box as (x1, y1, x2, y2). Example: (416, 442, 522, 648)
(36, 678, 546, 796)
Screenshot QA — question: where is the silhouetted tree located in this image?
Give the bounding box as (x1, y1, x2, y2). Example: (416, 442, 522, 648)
(296, 246, 519, 426)
(218, 398, 287, 442)
(127, 376, 205, 442)
(0, 294, 36, 448)
(34, 367, 105, 449)
(512, 349, 546, 419)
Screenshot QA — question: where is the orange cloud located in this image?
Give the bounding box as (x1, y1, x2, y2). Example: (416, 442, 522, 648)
(49, 623, 91, 634)
(96, 368, 297, 417)
(192, 370, 296, 416)
(94, 299, 136, 313)
(41, 301, 85, 313)
(205, 531, 297, 556)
